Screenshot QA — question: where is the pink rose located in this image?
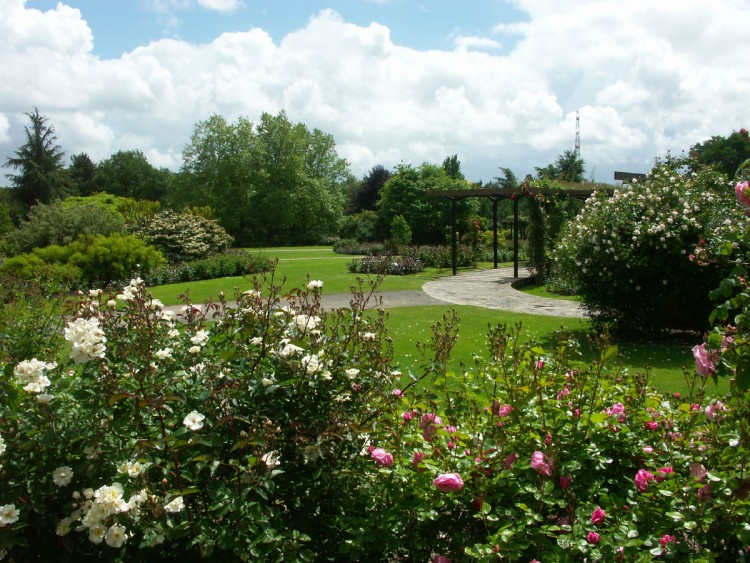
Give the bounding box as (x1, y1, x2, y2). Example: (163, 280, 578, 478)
(403, 411, 413, 422)
(412, 451, 425, 469)
(692, 343, 717, 377)
(643, 445, 654, 454)
(587, 531, 600, 544)
(371, 448, 394, 467)
(432, 556, 451, 563)
(531, 451, 553, 476)
(590, 506, 606, 525)
(697, 484, 711, 501)
(504, 452, 518, 469)
(492, 402, 513, 418)
(660, 534, 676, 548)
(604, 402, 626, 422)
(391, 389, 403, 397)
(644, 421, 659, 431)
(419, 413, 442, 428)
(705, 399, 727, 421)
(736, 180, 750, 207)
(433, 472, 464, 492)
(559, 475, 572, 489)
(634, 469, 654, 492)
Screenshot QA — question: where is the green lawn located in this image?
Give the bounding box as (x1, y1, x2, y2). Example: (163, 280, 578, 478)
(146, 247, 726, 397)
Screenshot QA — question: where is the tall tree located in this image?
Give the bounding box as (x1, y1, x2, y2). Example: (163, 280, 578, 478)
(689, 129, 750, 178)
(68, 153, 98, 196)
(555, 149, 585, 182)
(92, 150, 171, 202)
(348, 165, 390, 213)
(494, 167, 519, 190)
(442, 155, 464, 180)
(4, 108, 70, 210)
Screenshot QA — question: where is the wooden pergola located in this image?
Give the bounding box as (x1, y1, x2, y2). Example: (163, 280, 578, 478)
(426, 187, 613, 277)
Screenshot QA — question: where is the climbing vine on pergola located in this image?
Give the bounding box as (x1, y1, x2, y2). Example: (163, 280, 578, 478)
(427, 183, 613, 277)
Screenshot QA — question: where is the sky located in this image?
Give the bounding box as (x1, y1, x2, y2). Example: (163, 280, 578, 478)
(1, 0, 749, 186)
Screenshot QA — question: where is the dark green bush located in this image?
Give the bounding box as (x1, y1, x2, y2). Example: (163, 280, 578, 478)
(4, 199, 125, 255)
(141, 250, 272, 286)
(333, 240, 387, 255)
(338, 210, 378, 242)
(347, 254, 424, 275)
(401, 244, 477, 269)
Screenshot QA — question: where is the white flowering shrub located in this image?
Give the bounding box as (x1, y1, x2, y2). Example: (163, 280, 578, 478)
(550, 163, 747, 336)
(128, 210, 233, 263)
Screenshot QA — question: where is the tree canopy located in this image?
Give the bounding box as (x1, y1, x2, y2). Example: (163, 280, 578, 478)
(689, 129, 750, 178)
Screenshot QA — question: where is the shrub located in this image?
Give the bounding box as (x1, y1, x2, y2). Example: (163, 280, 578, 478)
(347, 254, 424, 275)
(128, 210, 233, 263)
(401, 244, 477, 269)
(550, 163, 742, 336)
(4, 200, 125, 255)
(338, 210, 378, 242)
(141, 250, 273, 286)
(0, 234, 165, 288)
(390, 214, 412, 247)
(332, 240, 387, 255)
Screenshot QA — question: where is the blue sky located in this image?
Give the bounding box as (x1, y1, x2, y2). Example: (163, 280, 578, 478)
(26, 0, 526, 59)
(2, 0, 749, 184)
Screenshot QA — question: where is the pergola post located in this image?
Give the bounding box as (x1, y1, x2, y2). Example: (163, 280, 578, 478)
(492, 198, 498, 269)
(451, 198, 458, 276)
(513, 196, 519, 278)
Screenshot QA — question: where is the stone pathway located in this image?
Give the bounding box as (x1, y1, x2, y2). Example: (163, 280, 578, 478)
(164, 267, 587, 318)
(317, 267, 587, 318)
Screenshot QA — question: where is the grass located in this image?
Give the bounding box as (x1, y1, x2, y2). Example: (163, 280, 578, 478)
(148, 247, 473, 304)
(146, 247, 727, 397)
(520, 282, 582, 302)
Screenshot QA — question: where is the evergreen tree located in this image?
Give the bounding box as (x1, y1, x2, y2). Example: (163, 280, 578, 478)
(4, 108, 69, 211)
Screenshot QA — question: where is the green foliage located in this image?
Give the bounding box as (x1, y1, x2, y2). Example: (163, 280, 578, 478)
(4, 108, 71, 210)
(551, 163, 740, 336)
(401, 244, 478, 269)
(92, 149, 172, 202)
(390, 214, 412, 247)
(347, 254, 424, 275)
(1, 234, 165, 287)
(332, 240, 387, 256)
(141, 250, 272, 286)
(178, 112, 349, 246)
(4, 200, 125, 255)
(376, 163, 471, 245)
(0, 274, 66, 364)
(689, 128, 750, 178)
(337, 210, 378, 242)
(128, 210, 233, 263)
(67, 153, 97, 196)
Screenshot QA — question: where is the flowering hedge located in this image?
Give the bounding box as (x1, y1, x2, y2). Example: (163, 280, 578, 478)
(550, 163, 745, 336)
(2, 268, 750, 559)
(347, 254, 425, 275)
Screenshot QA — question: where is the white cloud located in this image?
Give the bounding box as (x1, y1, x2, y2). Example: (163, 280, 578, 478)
(196, 0, 244, 13)
(1, 1, 749, 186)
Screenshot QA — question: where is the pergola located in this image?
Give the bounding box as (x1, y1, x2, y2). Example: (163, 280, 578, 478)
(426, 187, 613, 277)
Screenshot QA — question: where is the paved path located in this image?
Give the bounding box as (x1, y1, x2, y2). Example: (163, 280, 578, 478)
(317, 267, 586, 318)
(164, 267, 587, 318)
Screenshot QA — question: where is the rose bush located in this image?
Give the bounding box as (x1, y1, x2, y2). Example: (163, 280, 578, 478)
(2, 266, 750, 559)
(549, 162, 745, 336)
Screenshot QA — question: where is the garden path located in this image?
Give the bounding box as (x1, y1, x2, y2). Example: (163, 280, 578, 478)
(319, 267, 587, 318)
(163, 267, 588, 318)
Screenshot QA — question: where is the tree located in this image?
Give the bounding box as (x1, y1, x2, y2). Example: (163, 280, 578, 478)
(4, 108, 70, 211)
(92, 150, 171, 202)
(442, 155, 464, 180)
(68, 153, 97, 196)
(494, 167, 519, 190)
(180, 112, 350, 245)
(689, 129, 750, 178)
(555, 149, 585, 182)
(376, 163, 471, 244)
(348, 165, 390, 213)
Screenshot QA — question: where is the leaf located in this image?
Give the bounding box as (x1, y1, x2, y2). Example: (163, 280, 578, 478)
(666, 511, 684, 521)
(602, 345, 619, 363)
(736, 356, 750, 390)
(108, 392, 131, 405)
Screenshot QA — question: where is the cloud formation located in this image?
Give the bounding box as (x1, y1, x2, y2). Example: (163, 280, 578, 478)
(1, 0, 748, 183)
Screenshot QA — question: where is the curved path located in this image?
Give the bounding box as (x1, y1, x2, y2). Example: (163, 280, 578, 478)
(319, 267, 587, 318)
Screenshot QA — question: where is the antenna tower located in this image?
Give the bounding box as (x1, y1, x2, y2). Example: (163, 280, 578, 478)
(574, 110, 581, 156)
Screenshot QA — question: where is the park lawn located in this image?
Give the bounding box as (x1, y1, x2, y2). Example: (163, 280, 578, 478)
(520, 282, 583, 302)
(147, 247, 493, 305)
(382, 305, 728, 398)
